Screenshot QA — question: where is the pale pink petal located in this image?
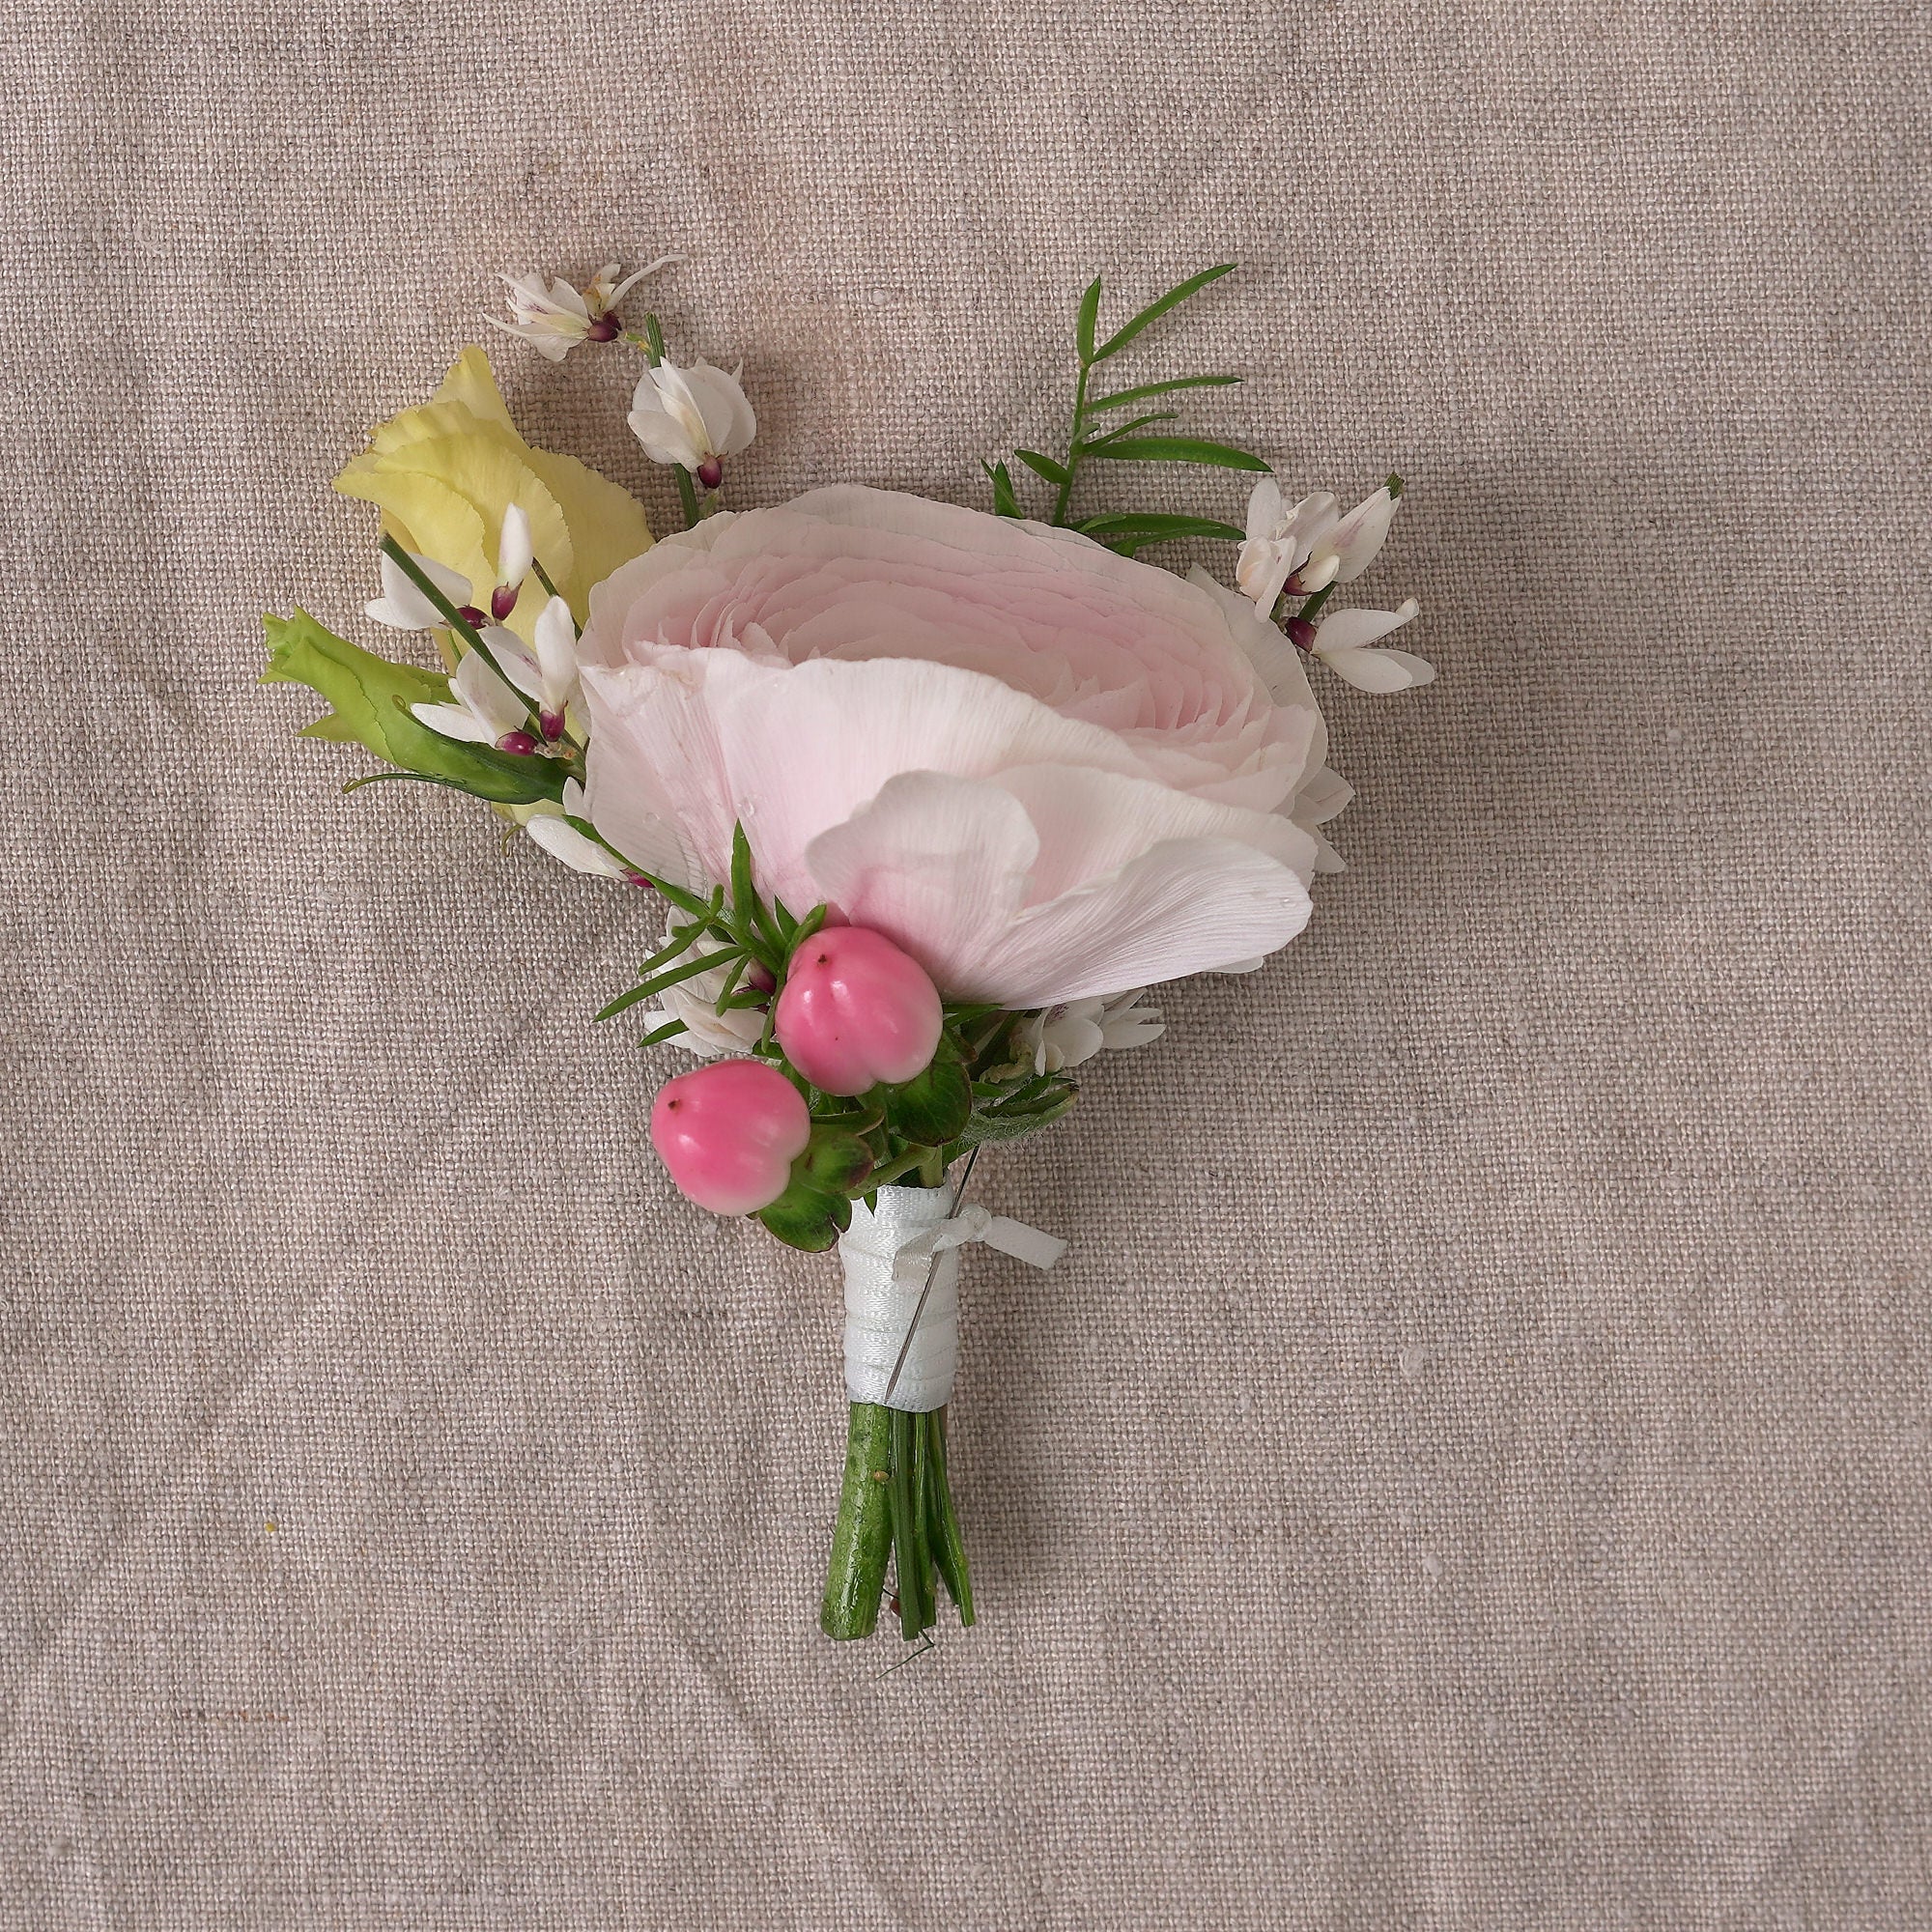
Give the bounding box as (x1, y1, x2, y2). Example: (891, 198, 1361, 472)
(994, 763, 1318, 901)
(980, 838, 1312, 1008)
(804, 773, 1039, 980)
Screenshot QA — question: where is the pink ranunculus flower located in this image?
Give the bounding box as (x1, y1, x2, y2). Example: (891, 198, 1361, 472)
(575, 486, 1346, 1009)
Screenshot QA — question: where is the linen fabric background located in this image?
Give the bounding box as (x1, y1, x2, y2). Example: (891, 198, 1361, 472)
(2, 1, 1926, 1926)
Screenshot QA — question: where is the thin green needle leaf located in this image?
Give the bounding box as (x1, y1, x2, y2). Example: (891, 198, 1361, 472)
(1073, 513, 1246, 543)
(713, 953, 751, 1014)
(596, 982, 662, 1023)
(637, 1017, 690, 1048)
(981, 459, 1023, 519)
(1075, 276, 1102, 365)
(1085, 373, 1242, 412)
(1014, 448, 1070, 488)
(1079, 411, 1179, 448)
(1092, 263, 1236, 360)
(1084, 435, 1271, 472)
(596, 949, 741, 1021)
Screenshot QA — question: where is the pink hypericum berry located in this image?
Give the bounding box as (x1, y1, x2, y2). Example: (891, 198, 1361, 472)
(773, 926, 943, 1095)
(696, 457, 724, 491)
(649, 1059, 810, 1216)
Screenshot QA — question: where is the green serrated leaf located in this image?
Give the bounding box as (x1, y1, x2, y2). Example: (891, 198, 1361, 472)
(1072, 513, 1247, 544)
(1092, 264, 1236, 361)
(1014, 448, 1070, 489)
(981, 459, 1023, 519)
(1083, 436, 1270, 472)
(1085, 373, 1242, 412)
(1075, 276, 1103, 365)
(953, 1094, 1077, 1149)
(262, 611, 566, 806)
(757, 1181, 852, 1252)
(878, 1060, 973, 1148)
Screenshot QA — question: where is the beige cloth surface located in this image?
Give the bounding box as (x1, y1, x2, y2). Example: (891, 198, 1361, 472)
(4, 1, 1928, 1926)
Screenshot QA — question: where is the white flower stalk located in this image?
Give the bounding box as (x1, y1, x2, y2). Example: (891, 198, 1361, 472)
(1305, 600, 1435, 693)
(1237, 478, 1403, 610)
(410, 649, 532, 749)
(486, 256, 680, 361)
(493, 595, 581, 741)
(628, 359, 755, 481)
(365, 550, 472, 631)
(1020, 991, 1166, 1075)
(526, 781, 637, 878)
(490, 504, 534, 621)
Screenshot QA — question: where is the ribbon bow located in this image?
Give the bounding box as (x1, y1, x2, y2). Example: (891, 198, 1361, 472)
(890, 1204, 1067, 1287)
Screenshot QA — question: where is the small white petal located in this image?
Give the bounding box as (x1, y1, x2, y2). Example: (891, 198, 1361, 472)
(410, 701, 497, 745)
(486, 629, 544, 703)
(526, 811, 632, 877)
(1327, 486, 1402, 582)
(1313, 598, 1420, 653)
(497, 504, 533, 587)
(365, 551, 470, 630)
(453, 649, 529, 739)
(1319, 645, 1434, 694)
(627, 401, 704, 469)
(1243, 476, 1285, 544)
(533, 595, 580, 708)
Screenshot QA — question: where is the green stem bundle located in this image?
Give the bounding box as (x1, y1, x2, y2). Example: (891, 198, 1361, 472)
(820, 1402, 975, 1642)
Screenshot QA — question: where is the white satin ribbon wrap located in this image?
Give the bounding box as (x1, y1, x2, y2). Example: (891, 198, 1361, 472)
(838, 1186, 1066, 1411)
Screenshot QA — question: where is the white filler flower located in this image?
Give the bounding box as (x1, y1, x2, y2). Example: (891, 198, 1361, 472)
(1019, 992, 1166, 1074)
(628, 360, 756, 474)
(486, 257, 679, 360)
(1238, 479, 1403, 610)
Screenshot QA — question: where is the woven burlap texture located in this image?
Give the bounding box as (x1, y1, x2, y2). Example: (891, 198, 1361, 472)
(3, 1, 1927, 1926)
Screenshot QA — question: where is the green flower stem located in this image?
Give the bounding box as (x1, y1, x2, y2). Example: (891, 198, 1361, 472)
(819, 1403, 973, 1642)
(380, 539, 529, 712)
(1050, 357, 1093, 527)
(820, 1403, 895, 1639)
(888, 1407, 929, 1638)
(925, 1410, 975, 1625)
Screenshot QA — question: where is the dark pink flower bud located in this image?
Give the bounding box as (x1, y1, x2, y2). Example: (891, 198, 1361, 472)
(585, 315, 619, 343)
(539, 708, 566, 741)
(774, 926, 943, 1094)
(626, 872, 657, 891)
(457, 605, 490, 628)
(696, 458, 724, 491)
(650, 1060, 810, 1215)
(496, 730, 539, 755)
(747, 962, 777, 995)
(491, 583, 520, 621)
(1286, 616, 1318, 653)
